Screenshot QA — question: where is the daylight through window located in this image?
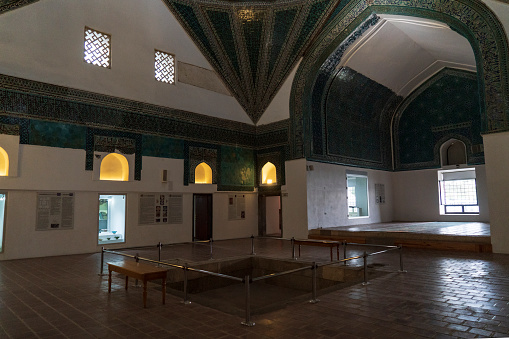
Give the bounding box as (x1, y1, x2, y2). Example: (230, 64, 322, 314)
(438, 169, 479, 214)
(347, 174, 369, 218)
(155, 50, 175, 84)
(84, 27, 111, 68)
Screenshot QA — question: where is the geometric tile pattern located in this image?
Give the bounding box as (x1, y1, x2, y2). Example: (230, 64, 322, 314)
(189, 146, 217, 184)
(85, 128, 142, 181)
(256, 149, 284, 192)
(291, 0, 509, 168)
(395, 68, 484, 170)
(0, 0, 38, 14)
(84, 27, 111, 68)
(324, 66, 395, 170)
(164, 0, 339, 123)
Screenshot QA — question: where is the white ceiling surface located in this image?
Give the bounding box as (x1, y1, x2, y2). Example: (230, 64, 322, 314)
(341, 15, 477, 98)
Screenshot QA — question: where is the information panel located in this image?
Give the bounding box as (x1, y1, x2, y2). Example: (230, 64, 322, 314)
(139, 193, 183, 225)
(36, 192, 74, 230)
(228, 194, 246, 220)
(375, 184, 386, 204)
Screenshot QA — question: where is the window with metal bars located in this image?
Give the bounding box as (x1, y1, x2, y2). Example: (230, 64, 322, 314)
(438, 169, 479, 214)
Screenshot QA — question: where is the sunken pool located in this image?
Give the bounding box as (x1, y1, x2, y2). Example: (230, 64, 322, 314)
(165, 256, 366, 315)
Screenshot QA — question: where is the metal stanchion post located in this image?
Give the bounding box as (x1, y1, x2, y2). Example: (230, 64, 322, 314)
(291, 237, 295, 260)
(251, 235, 256, 255)
(182, 264, 191, 305)
(158, 242, 162, 266)
(134, 253, 141, 287)
(241, 275, 255, 327)
(398, 245, 407, 273)
(362, 251, 369, 286)
(343, 241, 347, 266)
(99, 247, 105, 276)
(309, 262, 319, 304)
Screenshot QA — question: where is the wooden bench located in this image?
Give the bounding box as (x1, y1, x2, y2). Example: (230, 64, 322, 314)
(294, 239, 341, 261)
(108, 261, 167, 308)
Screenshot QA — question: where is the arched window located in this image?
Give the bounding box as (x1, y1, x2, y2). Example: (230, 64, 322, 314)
(261, 162, 277, 185)
(0, 147, 9, 176)
(440, 139, 467, 167)
(100, 153, 129, 181)
(195, 162, 212, 184)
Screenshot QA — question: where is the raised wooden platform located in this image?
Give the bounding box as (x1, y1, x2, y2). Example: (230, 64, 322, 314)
(309, 224, 492, 253)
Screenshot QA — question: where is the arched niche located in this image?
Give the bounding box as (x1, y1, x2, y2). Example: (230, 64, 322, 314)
(100, 153, 129, 181)
(0, 147, 9, 176)
(195, 162, 212, 184)
(440, 139, 467, 167)
(261, 162, 277, 185)
(290, 1, 509, 161)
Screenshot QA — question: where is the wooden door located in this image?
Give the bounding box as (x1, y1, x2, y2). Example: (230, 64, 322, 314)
(193, 194, 212, 241)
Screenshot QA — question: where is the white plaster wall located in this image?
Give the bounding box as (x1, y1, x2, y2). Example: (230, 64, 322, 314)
(306, 161, 394, 230)
(281, 159, 308, 239)
(212, 193, 258, 240)
(257, 60, 300, 126)
(0, 0, 250, 123)
(0, 145, 257, 260)
(483, 132, 509, 254)
(266, 196, 280, 235)
(392, 165, 490, 222)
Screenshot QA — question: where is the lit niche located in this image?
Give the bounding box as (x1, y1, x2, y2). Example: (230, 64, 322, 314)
(100, 153, 129, 181)
(195, 162, 212, 184)
(261, 162, 276, 185)
(0, 147, 8, 176)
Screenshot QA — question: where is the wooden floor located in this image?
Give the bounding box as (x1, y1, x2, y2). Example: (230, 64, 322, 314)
(309, 222, 492, 252)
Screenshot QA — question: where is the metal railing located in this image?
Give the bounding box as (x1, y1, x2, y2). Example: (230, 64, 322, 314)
(100, 236, 406, 326)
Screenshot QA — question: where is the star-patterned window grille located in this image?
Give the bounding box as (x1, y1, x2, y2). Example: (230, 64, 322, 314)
(155, 50, 175, 84)
(84, 27, 111, 68)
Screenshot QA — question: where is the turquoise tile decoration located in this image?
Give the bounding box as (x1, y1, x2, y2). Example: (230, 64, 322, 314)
(268, 9, 297, 77)
(30, 120, 86, 149)
(241, 11, 264, 85)
(256, 148, 284, 192)
(142, 135, 184, 159)
(290, 0, 509, 166)
(290, 0, 332, 59)
(395, 69, 484, 170)
(206, 10, 241, 75)
(325, 67, 395, 165)
(165, 0, 339, 123)
(171, 2, 219, 65)
(0, 116, 29, 143)
(219, 145, 254, 189)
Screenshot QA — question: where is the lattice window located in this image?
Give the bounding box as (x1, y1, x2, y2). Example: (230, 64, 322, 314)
(438, 169, 479, 214)
(155, 50, 175, 84)
(84, 27, 111, 68)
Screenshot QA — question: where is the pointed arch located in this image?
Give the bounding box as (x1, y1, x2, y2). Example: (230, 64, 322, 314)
(100, 153, 129, 181)
(290, 0, 509, 161)
(0, 147, 9, 176)
(195, 162, 212, 184)
(261, 162, 277, 185)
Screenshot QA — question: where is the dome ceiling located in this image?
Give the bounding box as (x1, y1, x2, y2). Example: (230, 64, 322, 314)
(161, 0, 340, 123)
(2, 0, 480, 125)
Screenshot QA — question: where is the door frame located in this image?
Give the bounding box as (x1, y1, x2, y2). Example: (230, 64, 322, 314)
(258, 192, 282, 237)
(193, 193, 213, 241)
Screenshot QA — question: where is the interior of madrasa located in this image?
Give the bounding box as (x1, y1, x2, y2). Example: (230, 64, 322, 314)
(0, 0, 509, 260)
